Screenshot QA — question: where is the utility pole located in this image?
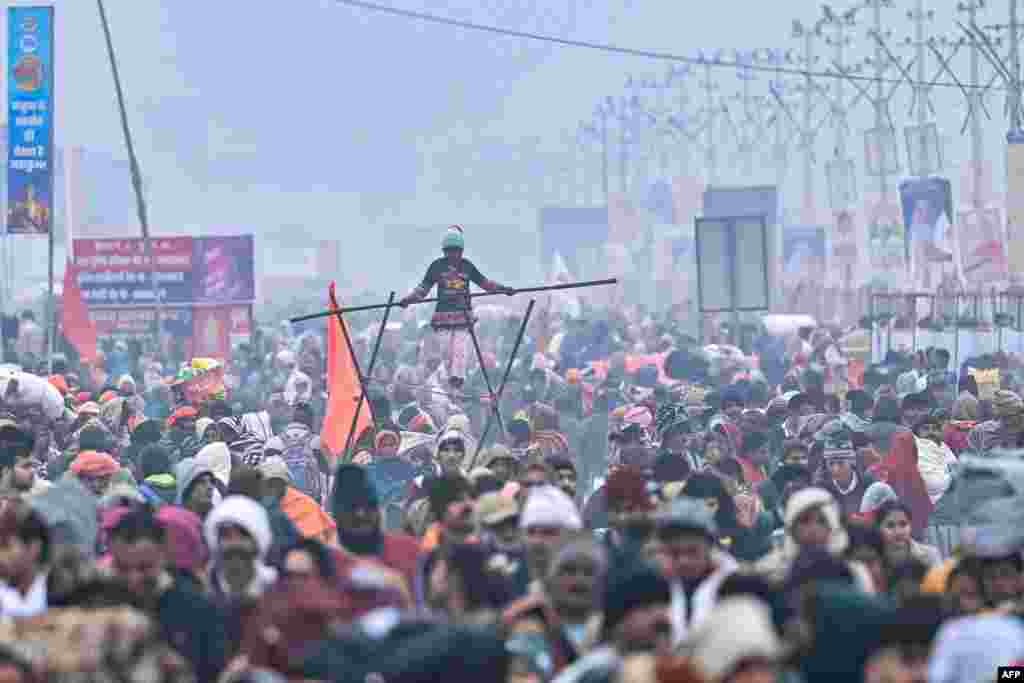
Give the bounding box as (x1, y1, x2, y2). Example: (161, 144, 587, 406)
(789, 18, 827, 220)
(957, 0, 990, 208)
(768, 49, 796, 194)
(1012, 0, 1022, 131)
(902, 0, 939, 176)
(823, 4, 866, 210)
(696, 52, 722, 186)
(582, 104, 611, 201)
(860, 0, 901, 202)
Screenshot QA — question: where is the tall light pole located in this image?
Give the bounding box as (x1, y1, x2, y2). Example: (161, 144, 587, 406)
(961, 1, 990, 207)
(902, 0, 940, 176)
(696, 51, 722, 186)
(791, 17, 827, 220)
(823, 5, 863, 211)
(864, 0, 899, 202)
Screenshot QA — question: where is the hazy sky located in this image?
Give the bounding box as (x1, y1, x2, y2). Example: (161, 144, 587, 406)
(2, 0, 1014, 263)
(7, 1, 814, 230)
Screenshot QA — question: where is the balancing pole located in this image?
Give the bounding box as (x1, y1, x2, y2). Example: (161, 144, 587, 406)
(468, 299, 536, 470)
(290, 278, 616, 322)
(340, 292, 396, 460)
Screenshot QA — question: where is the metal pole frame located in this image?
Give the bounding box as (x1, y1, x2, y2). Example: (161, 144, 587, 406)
(469, 299, 536, 470)
(462, 297, 507, 442)
(341, 292, 395, 459)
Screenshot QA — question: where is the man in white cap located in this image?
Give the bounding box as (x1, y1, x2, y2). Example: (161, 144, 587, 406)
(519, 484, 583, 592)
(399, 225, 514, 389)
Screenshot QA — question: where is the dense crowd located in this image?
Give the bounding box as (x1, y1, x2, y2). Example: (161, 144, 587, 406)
(0, 238, 1023, 682)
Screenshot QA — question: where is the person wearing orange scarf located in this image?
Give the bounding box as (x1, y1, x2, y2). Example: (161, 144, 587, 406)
(257, 456, 335, 546)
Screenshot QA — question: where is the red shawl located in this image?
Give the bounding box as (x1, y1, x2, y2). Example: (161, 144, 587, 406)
(870, 430, 934, 538)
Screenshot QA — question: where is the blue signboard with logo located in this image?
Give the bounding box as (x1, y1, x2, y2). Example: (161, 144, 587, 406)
(6, 7, 54, 235)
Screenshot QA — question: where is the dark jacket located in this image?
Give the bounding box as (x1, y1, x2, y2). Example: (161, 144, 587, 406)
(820, 471, 877, 519)
(156, 579, 228, 682)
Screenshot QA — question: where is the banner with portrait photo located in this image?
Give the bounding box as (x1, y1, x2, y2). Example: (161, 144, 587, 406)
(898, 177, 955, 292)
(7, 6, 54, 235)
(957, 207, 1006, 286)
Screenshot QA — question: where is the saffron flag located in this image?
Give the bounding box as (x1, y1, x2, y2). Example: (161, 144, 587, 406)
(61, 261, 97, 363)
(321, 281, 372, 459)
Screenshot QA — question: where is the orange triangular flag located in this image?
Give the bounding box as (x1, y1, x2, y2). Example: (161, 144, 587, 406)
(61, 260, 97, 363)
(321, 282, 373, 459)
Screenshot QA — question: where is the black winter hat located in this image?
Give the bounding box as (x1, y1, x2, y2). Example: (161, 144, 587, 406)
(602, 562, 671, 639)
(139, 444, 171, 478)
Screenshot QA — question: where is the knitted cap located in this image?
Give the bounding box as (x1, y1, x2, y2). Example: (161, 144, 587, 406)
(442, 224, 465, 250)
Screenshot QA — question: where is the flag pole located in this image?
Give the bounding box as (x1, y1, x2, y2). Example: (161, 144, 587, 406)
(96, 0, 162, 353)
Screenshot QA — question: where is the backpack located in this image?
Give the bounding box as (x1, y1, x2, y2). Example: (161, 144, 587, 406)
(279, 427, 324, 503)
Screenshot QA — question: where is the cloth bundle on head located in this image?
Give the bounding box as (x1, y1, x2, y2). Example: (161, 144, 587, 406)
(993, 389, 1024, 419)
(204, 495, 273, 561)
(687, 597, 782, 682)
(520, 485, 582, 530)
(69, 450, 119, 477)
(332, 464, 380, 514)
(258, 455, 292, 485)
